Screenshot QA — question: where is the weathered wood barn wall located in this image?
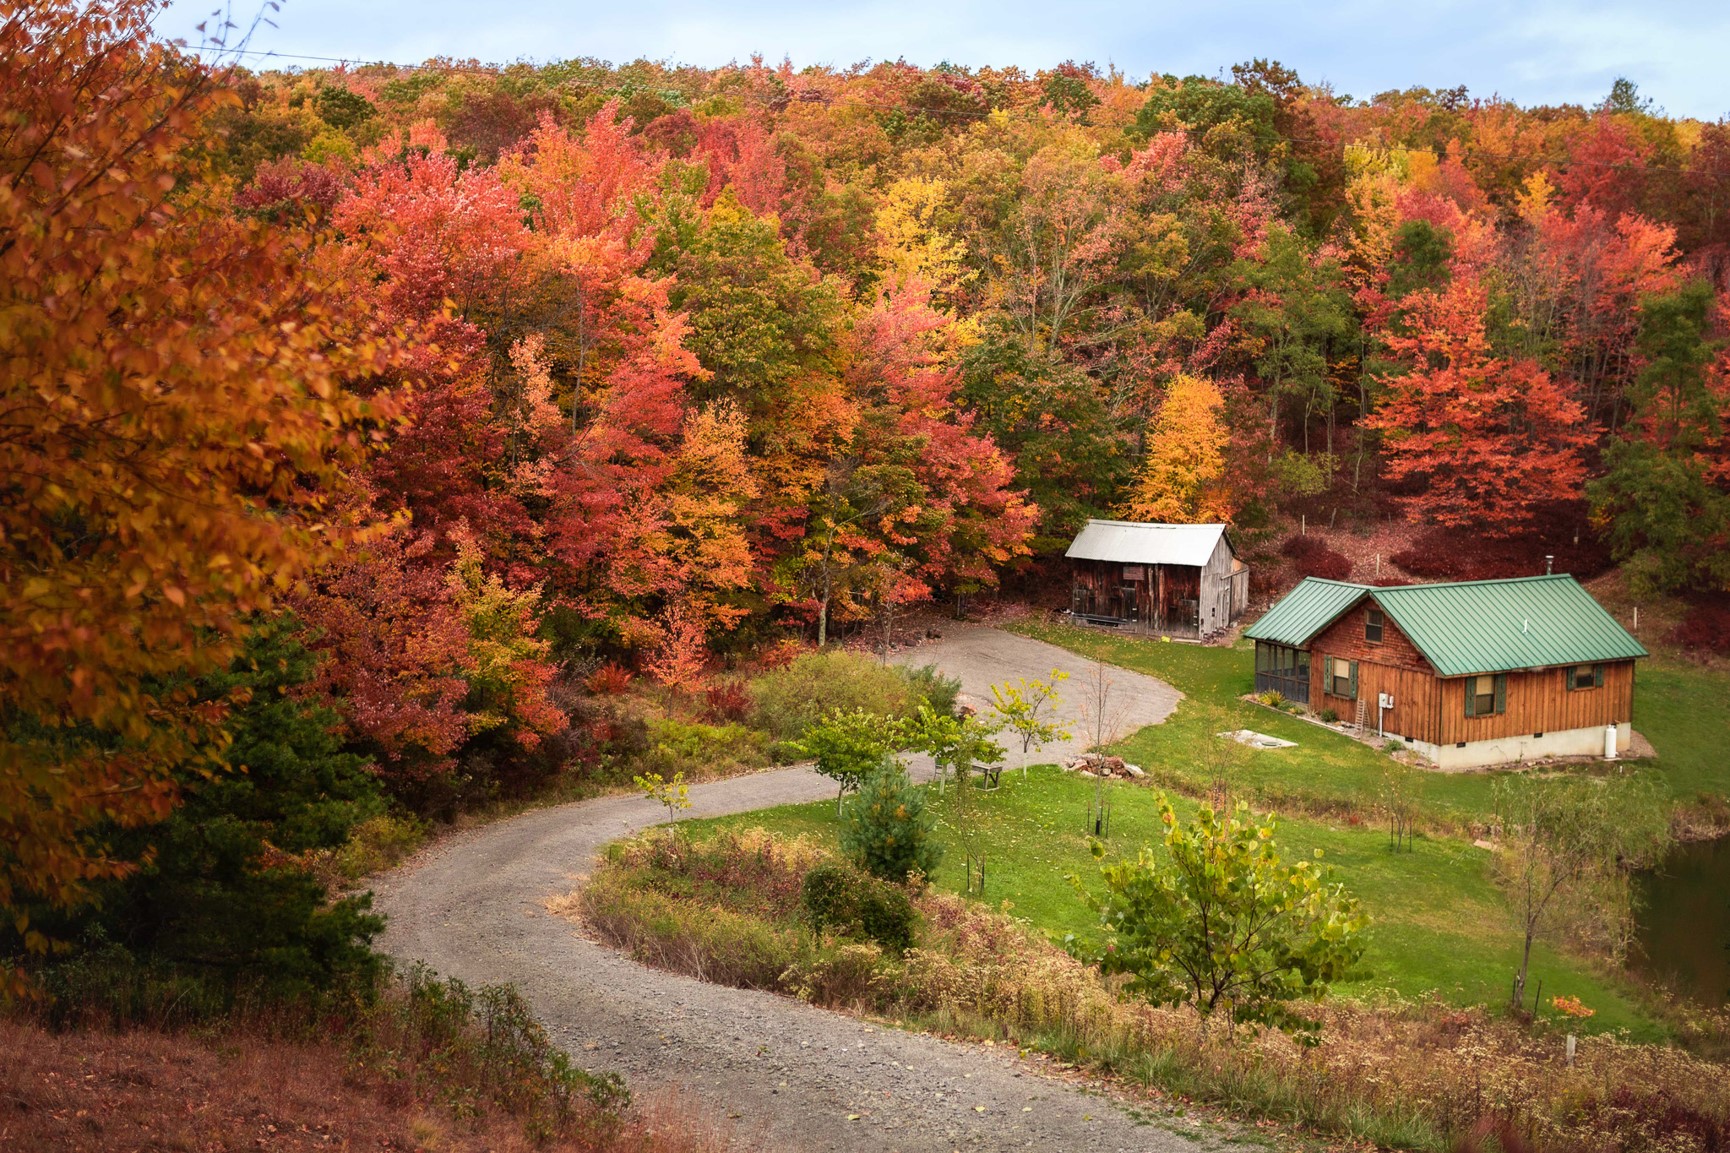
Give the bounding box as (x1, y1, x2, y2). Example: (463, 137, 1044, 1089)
(1064, 520, 1247, 639)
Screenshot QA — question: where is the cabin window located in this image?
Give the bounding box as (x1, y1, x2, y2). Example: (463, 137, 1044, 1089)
(1365, 608, 1384, 643)
(1464, 674, 1507, 717)
(1324, 656, 1357, 700)
(1565, 664, 1604, 691)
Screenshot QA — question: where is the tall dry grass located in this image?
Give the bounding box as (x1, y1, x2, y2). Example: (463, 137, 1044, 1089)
(577, 827, 1730, 1153)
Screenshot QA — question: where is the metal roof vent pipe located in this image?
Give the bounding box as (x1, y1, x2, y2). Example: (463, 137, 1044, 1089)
(1545, 554, 1554, 575)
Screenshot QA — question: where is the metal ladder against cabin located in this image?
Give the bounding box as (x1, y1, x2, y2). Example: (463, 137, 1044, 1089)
(1354, 692, 1368, 733)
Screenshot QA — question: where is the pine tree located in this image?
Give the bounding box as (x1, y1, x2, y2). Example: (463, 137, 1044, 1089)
(841, 763, 943, 883)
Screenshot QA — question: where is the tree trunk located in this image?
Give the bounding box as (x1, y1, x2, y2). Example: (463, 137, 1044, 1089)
(1512, 924, 1537, 1010)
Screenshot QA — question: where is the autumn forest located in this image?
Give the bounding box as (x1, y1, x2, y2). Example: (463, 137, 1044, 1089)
(6, 3, 1730, 1140)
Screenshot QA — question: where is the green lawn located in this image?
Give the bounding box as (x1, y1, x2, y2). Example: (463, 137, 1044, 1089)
(675, 619, 1730, 1041)
(1007, 619, 1730, 816)
(688, 767, 1660, 1037)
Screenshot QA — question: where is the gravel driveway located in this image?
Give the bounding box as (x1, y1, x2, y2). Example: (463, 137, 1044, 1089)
(891, 623, 1183, 766)
(373, 628, 1194, 1153)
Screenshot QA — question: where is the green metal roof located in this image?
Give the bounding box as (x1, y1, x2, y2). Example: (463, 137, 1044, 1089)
(1244, 579, 1370, 647)
(1245, 575, 1647, 677)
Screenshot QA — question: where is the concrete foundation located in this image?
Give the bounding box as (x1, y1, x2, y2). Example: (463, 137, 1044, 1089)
(1408, 723, 1633, 771)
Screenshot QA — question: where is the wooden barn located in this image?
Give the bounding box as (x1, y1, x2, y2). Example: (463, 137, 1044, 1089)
(1245, 575, 1647, 769)
(1064, 520, 1249, 639)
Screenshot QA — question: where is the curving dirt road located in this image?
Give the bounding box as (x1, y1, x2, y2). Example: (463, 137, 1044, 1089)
(373, 627, 1196, 1152)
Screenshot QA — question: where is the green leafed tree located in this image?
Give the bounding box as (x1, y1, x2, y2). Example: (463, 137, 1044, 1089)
(1589, 280, 1730, 595)
(22, 616, 387, 1000)
(1073, 795, 1368, 1037)
(989, 671, 1071, 779)
(794, 708, 908, 814)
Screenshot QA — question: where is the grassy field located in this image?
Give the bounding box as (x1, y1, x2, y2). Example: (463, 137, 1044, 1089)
(1005, 618, 1730, 818)
(688, 767, 1660, 1038)
(679, 617, 1730, 1041)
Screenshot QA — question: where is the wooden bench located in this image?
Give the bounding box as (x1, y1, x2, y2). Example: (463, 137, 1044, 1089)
(971, 761, 1003, 790)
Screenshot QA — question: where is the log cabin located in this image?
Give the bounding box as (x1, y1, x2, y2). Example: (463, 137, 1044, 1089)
(1244, 575, 1647, 769)
(1064, 520, 1249, 639)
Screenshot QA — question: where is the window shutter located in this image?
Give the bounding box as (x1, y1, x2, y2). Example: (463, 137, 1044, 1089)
(1494, 674, 1507, 715)
(1348, 661, 1358, 700)
(1565, 667, 1576, 691)
(1593, 664, 1604, 688)
(1464, 677, 1477, 717)
(1324, 655, 1334, 687)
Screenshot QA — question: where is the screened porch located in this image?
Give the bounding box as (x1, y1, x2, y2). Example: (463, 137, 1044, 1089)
(1253, 641, 1310, 704)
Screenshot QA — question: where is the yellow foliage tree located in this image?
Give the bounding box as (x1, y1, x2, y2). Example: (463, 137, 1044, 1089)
(874, 177, 976, 335)
(1118, 375, 1234, 523)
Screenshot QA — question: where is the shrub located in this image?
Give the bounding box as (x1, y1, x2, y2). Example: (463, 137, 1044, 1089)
(1390, 503, 1612, 582)
(328, 812, 428, 883)
(800, 861, 919, 954)
(900, 662, 962, 716)
(581, 867, 801, 989)
(748, 650, 918, 741)
(640, 717, 767, 780)
(759, 638, 805, 669)
(1672, 597, 1730, 655)
(1280, 534, 1352, 580)
(702, 679, 752, 723)
(1258, 690, 1287, 708)
(1320, 707, 1339, 723)
(585, 662, 633, 695)
(1074, 796, 1369, 1036)
(841, 765, 943, 883)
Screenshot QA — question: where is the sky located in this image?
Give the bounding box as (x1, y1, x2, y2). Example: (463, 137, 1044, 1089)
(156, 0, 1730, 120)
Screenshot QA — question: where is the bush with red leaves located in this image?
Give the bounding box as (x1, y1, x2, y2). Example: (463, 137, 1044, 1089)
(1280, 535, 1353, 581)
(703, 681, 752, 723)
(584, 663, 633, 695)
(1391, 502, 1611, 583)
(1672, 598, 1730, 656)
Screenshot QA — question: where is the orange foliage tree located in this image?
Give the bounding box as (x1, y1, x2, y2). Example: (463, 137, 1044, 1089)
(1366, 276, 1590, 536)
(0, 1, 392, 958)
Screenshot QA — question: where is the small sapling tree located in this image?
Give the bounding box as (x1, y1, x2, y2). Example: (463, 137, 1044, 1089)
(911, 704, 1005, 794)
(634, 770, 692, 826)
(990, 670, 1072, 779)
(794, 707, 908, 814)
(1492, 771, 1670, 1011)
(841, 761, 943, 883)
(1073, 795, 1369, 1039)
(1378, 760, 1422, 852)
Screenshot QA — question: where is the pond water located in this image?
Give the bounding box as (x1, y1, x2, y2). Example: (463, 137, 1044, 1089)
(1632, 836, 1730, 1005)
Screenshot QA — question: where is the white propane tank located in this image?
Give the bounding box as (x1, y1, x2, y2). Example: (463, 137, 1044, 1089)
(1604, 724, 1618, 760)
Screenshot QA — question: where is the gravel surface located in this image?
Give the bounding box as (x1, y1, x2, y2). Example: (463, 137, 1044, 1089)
(889, 624, 1184, 766)
(373, 627, 1198, 1153)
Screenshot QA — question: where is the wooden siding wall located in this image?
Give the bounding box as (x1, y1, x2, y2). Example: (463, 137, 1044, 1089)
(1072, 560, 1201, 631)
(1303, 601, 1638, 746)
(1309, 606, 1442, 742)
(1437, 662, 1635, 744)
(1200, 537, 1236, 632)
